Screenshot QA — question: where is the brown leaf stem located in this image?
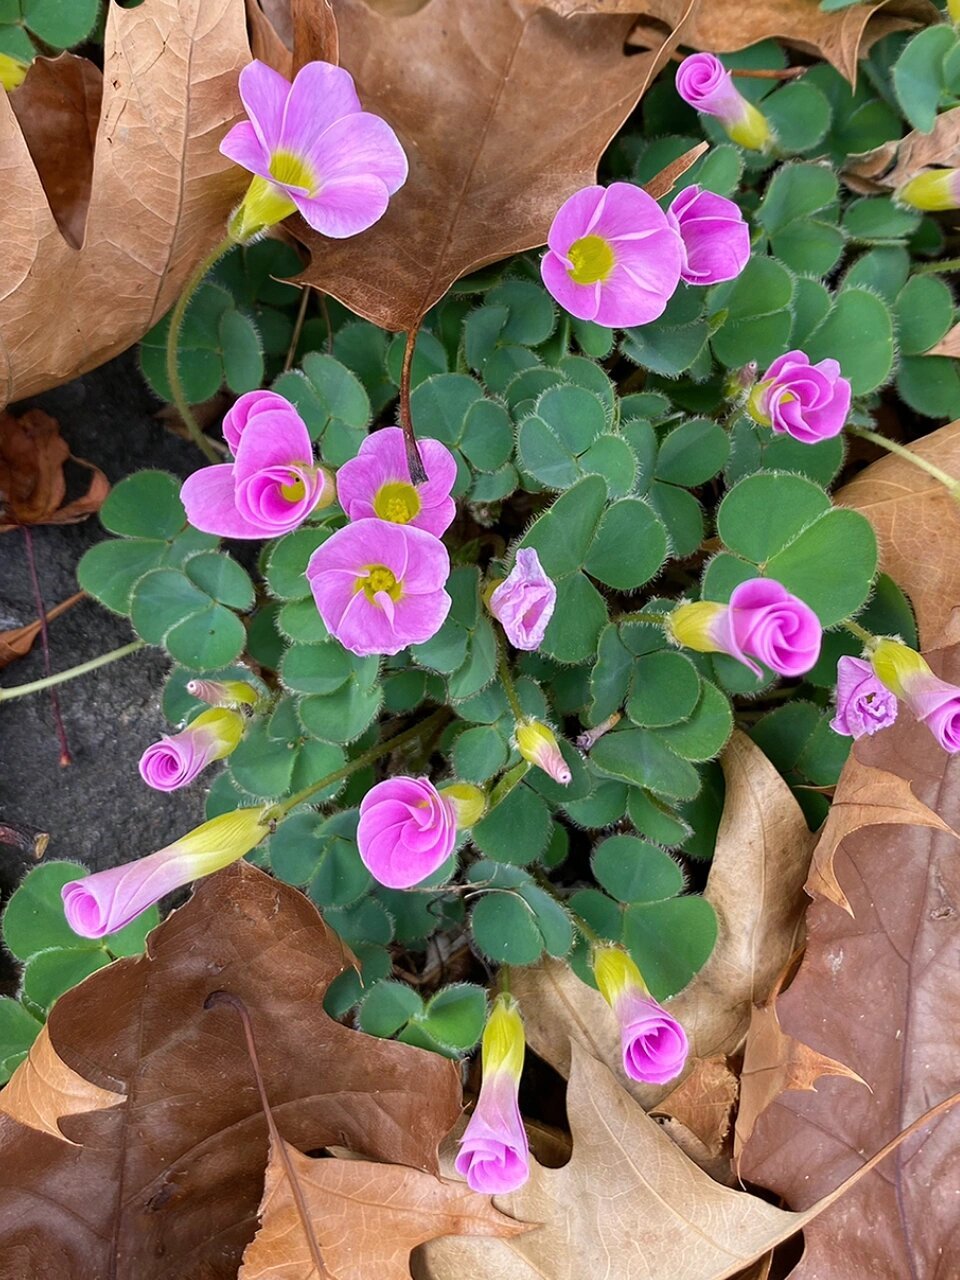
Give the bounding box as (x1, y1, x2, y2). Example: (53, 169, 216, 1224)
(400, 320, 427, 485)
(20, 525, 71, 766)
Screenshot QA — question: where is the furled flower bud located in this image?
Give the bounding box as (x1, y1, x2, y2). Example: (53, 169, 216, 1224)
(61, 808, 269, 938)
(830, 655, 898, 740)
(357, 776, 457, 888)
(592, 944, 688, 1085)
(489, 548, 557, 652)
(870, 639, 960, 752)
(896, 168, 960, 213)
(747, 350, 851, 444)
(138, 708, 244, 791)
(439, 782, 487, 829)
(185, 678, 259, 709)
(666, 185, 750, 286)
(455, 994, 529, 1194)
(667, 579, 821, 678)
(514, 721, 572, 785)
(0, 52, 27, 91)
(674, 53, 773, 151)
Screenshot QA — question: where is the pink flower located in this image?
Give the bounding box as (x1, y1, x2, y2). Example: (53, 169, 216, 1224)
(669, 579, 822, 678)
(335, 427, 457, 536)
(61, 809, 268, 938)
(185, 679, 258, 709)
(675, 53, 772, 150)
(221, 60, 408, 241)
(307, 518, 451, 657)
(357, 777, 457, 888)
(540, 182, 683, 327)
(871, 640, 960, 753)
(138, 708, 244, 792)
(489, 549, 557, 651)
(830, 656, 898, 739)
(749, 350, 851, 444)
(455, 995, 529, 1195)
(592, 945, 688, 1085)
(666, 185, 750, 286)
(181, 395, 334, 538)
(221, 389, 295, 455)
(515, 721, 572, 785)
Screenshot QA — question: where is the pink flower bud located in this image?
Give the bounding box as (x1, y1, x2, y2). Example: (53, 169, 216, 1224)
(514, 721, 572, 785)
(871, 639, 960, 753)
(896, 168, 960, 213)
(138, 708, 244, 791)
(666, 185, 750, 286)
(357, 776, 457, 888)
(675, 53, 772, 150)
(185, 679, 258, 709)
(61, 808, 268, 938)
(748, 350, 851, 444)
(455, 995, 529, 1194)
(489, 549, 557, 651)
(830, 656, 897, 739)
(592, 945, 688, 1085)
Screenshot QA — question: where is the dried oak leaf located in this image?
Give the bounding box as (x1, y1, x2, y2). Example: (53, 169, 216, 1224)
(0, 862, 462, 1280)
(740, 648, 960, 1278)
(652, 1054, 739, 1156)
(292, 0, 695, 331)
(539, 0, 937, 84)
(0, 0, 251, 408)
(512, 732, 815, 1109)
(0, 591, 84, 670)
(837, 420, 960, 651)
(238, 1136, 526, 1279)
(0, 1024, 124, 1144)
(844, 104, 960, 193)
(0, 409, 107, 531)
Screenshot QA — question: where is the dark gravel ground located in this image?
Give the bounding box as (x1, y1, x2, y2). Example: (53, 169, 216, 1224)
(0, 352, 208, 914)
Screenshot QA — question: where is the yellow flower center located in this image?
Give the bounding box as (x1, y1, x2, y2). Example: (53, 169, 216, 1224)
(567, 234, 615, 285)
(280, 474, 307, 503)
(268, 149, 316, 194)
(373, 481, 422, 525)
(357, 564, 403, 604)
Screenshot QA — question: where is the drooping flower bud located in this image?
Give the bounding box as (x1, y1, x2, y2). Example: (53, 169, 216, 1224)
(0, 52, 27, 91)
(439, 782, 487, 829)
(138, 708, 244, 791)
(357, 777, 458, 888)
(514, 721, 572, 785)
(675, 53, 773, 151)
(666, 185, 750, 286)
(185, 679, 259, 709)
(455, 994, 529, 1194)
(870, 639, 960, 752)
(896, 168, 960, 213)
(489, 548, 557, 652)
(61, 808, 269, 938)
(830, 655, 898, 740)
(592, 944, 688, 1085)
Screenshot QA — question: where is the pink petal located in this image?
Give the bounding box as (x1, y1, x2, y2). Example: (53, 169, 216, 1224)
(546, 185, 605, 255)
(279, 61, 363, 153)
(232, 414, 313, 483)
(291, 175, 392, 239)
(219, 120, 270, 177)
(238, 60, 290, 153)
(180, 465, 274, 539)
(541, 251, 601, 321)
(304, 111, 408, 194)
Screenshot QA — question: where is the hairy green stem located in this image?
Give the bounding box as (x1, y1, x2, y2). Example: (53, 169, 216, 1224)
(847, 424, 960, 498)
(916, 256, 960, 276)
(497, 641, 525, 723)
(165, 235, 236, 463)
(617, 610, 669, 626)
(0, 640, 145, 703)
(843, 618, 876, 648)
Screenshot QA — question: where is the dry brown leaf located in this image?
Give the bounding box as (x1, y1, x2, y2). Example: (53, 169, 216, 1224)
(740, 652, 960, 1277)
(837, 420, 960, 650)
(733, 999, 866, 1171)
(293, 0, 694, 331)
(0, 591, 85, 669)
(239, 1136, 527, 1279)
(0, 409, 108, 531)
(513, 732, 815, 1107)
(652, 1055, 739, 1155)
(543, 0, 937, 84)
(0, 862, 461, 1279)
(0, 0, 251, 408)
(925, 321, 960, 358)
(844, 104, 960, 192)
(0, 1024, 124, 1143)
(643, 140, 709, 200)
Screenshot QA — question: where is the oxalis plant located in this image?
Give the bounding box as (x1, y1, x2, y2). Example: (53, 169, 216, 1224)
(6, 19, 960, 1200)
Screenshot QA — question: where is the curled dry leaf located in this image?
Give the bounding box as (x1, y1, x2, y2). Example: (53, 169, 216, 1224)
(844, 104, 960, 193)
(539, 0, 937, 85)
(0, 1024, 124, 1144)
(643, 140, 709, 200)
(239, 1136, 528, 1280)
(837, 420, 960, 651)
(0, 591, 85, 670)
(513, 732, 814, 1108)
(0, 862, 461, 1280)
(740, 649, 960, 1278)
(0, 0, 251, 408)
(0, 410, 108, 531)
(652, 1054, 739, 1156)
(292, 0, 695, 331)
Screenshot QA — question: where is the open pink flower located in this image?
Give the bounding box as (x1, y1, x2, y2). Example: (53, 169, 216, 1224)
(455, 995, 529, 1195)
(222, 60, 408, 240)
(490, 548, 556, 651)
(306, 518, 450, 657)
(336, 427, 457, 536)
(830, 656, 898, 739)
(138, 708, 244, 792)
(666, 185, 750, 286)
(749, 350, 851, 444)
(541, 182, 682, 327)
(357, 776, 457, 888)
(61, 809, 268, 938)
(675, 53, 772, 150)
(181, 396, 333, 538)
(592, 945, 688, 1085)
(669, 579, 821, 678)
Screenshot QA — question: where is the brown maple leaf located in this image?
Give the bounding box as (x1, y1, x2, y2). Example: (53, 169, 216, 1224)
(0, 410, 107, 531)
